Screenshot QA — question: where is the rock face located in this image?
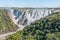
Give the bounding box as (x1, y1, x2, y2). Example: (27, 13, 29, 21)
(6, 10, 60, 40)
(8, 8, 60, 27)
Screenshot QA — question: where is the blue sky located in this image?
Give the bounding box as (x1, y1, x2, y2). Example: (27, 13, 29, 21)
(0, 0, 60, 7)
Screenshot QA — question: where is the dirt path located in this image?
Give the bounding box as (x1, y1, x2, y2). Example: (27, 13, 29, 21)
(0, 32, 16, 40)
(0, 27, 23, 40)
(0, 10, 25, 40)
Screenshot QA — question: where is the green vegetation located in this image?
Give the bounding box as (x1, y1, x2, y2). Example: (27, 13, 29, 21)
(6, 12, 60, 40)
(0, 9, 18, 34)
(46, 32, 60, 40)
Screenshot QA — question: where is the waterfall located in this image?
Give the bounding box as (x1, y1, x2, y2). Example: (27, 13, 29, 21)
(8, 8, 60, 28)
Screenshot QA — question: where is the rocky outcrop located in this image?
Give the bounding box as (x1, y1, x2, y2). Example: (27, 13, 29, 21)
(8, 8, 60, 27)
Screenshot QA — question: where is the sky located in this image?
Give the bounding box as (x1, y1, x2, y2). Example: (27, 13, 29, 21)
(0, 0, 60, 7)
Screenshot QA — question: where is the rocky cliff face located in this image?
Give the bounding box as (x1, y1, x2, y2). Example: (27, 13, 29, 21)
(8, 8, 60, 28)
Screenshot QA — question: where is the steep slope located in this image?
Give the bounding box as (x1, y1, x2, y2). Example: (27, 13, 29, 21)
(10, 8, 60, 27)
(6, 12, 60, 40)
(0, 9, 18, 34)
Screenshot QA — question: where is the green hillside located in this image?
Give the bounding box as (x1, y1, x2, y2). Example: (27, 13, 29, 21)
(0, 9, 18, 34)
(6, 12, 60, 40)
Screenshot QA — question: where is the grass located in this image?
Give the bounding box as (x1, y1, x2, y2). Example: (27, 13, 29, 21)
(0, 9, 18, 34)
